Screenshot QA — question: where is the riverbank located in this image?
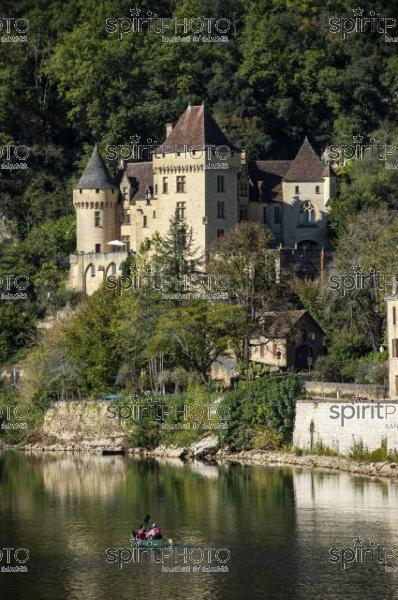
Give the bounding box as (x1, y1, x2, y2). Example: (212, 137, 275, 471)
(2, 437, 398, 479)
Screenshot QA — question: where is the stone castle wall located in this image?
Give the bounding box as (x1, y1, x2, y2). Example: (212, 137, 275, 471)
(293, 398, 398, 454)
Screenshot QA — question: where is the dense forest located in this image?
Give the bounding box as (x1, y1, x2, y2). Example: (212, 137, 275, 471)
(1, 0, 398, 401)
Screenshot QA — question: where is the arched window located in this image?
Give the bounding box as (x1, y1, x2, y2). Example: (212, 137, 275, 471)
(299, 201, 315, 225)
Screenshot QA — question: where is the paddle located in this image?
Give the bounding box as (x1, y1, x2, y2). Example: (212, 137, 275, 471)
(143, 514, 150, 528)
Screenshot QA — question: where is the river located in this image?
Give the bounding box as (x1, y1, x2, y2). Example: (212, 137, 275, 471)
(1, 451, 398, 600)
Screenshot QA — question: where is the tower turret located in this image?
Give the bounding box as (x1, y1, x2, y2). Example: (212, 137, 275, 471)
(73, 144, 119, 253)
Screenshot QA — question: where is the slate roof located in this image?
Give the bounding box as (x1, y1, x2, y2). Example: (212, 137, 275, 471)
(124, 161, 154, 200)
(158, 104, 239, 152)
(248, 160, 292, 202)
(258, 310, 324, 338)
(75, 144, 115, 190)
(284, 138, 324, 182)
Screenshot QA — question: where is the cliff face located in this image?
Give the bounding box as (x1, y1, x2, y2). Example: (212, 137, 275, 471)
(35, 400, 128, 452)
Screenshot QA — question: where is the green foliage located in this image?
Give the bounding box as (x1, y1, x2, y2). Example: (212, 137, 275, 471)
(220, 374, 301, 452)
(349, 437, 397, 463)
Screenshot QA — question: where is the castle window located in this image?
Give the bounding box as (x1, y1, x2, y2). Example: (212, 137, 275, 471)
(295, 186, 300, 194)
(123, 187, 128, 198)
(239, 205, 248, 221)
(121, 236, 130, 252)
(95, 244, 101, 253)
(274, 206, 280, 224)
(176, 201, 186, 220)
(153, 210, 156, 218)
(217, 229, 224, 237)
(79, 189, 82, 194)
(143, 215, 148, 228)
(96, 189, 99, 194)
(155, 184, 158, 196)
(163, 177, 168, 194)
(176, 176, 186, 193)
(217, 201, 225, 219)
(94, 211, 101, 227)
(263, 206, 267, 224)
(299, 201, 315, 225)
(239, 181, 248, 196)
(393, 339, 398, 358)
(217, 175, 225, 193)
(394, 306, 396, 325)
(123, 209, 130, 225)
(316, 185, 320, 194)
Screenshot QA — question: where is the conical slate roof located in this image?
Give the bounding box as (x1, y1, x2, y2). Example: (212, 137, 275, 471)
(284, 137, 324, 182)
(74, 144, 115, 190)
(159, 104, 239, 152)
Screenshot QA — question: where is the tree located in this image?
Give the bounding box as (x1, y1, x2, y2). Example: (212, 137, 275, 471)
(150, 302, 246, 382)
(151, 210, 202, 296)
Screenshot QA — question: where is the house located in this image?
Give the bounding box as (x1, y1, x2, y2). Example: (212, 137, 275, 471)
(249, 310, 324, 371)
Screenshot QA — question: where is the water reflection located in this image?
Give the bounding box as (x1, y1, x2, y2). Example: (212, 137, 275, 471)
(0, 452, 398, 600)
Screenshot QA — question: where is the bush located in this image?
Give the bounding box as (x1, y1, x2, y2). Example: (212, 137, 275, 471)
(220, 374, 301, 452)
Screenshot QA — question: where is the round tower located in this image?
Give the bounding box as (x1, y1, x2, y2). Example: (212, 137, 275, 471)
(73, 144, 119, 253)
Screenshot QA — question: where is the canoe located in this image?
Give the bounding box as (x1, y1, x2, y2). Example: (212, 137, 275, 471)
(130, 537, 165, 548)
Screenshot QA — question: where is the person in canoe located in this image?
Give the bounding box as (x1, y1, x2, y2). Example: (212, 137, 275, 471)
(147, 523, 162, 541)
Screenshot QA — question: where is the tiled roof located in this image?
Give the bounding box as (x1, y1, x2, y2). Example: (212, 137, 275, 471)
(248, 160, 291, 202)
(158, 104, 239, 152)
(124, 162, 154, 200)
(284, 138, 324, 182)
(258, 310, 323, 338)
(75, 144, 115, 190)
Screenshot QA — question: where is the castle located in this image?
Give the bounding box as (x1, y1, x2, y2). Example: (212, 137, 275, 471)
(68, 103, 337, 295)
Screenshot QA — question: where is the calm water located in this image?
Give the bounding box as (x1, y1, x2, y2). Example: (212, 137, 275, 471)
(1, 452, 398, 600)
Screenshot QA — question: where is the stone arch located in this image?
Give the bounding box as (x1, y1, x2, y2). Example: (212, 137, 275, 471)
(105, 262, 117, 278)
(84, 263, 97, 296)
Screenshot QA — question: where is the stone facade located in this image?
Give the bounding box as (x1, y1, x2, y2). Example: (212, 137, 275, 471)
(68, 104, 336, 295)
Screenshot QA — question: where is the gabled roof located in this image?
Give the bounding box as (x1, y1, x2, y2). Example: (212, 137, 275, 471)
(258, 310, 324, 338)
(284, 138, 324, 182)
(124, 162, 154, 200)
(159, 104, 238, 152)
(75, 144, 115, 190)
(248, 160, 292, 202)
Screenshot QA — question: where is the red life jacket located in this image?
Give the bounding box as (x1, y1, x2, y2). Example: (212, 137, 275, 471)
(151, 527, 162, 538)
